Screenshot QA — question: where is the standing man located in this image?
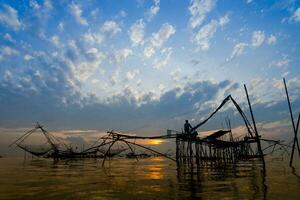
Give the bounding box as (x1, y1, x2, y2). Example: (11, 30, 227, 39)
(184, 120, 193, 134)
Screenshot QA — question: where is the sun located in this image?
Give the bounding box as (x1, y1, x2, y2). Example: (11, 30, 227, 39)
(147, 139, 164, 145)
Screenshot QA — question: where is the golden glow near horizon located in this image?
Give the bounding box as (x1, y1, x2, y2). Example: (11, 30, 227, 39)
(147, 139, 164, 145)
(143, 139, 165, 145)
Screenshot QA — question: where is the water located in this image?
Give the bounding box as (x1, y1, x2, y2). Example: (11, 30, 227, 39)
(0, 156, 299, 200)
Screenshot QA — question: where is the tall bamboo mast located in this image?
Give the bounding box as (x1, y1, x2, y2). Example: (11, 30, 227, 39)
(244, 84, 265, 166)
(283, 78, 300, 166)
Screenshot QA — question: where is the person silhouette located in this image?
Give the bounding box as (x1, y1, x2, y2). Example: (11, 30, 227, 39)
(184, 120, 192, 134)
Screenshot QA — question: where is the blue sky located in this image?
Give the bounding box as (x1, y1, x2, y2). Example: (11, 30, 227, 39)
(0, 0, 300, 144)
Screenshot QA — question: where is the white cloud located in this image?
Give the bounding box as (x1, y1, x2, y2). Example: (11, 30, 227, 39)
(267, 34, 277, 45)
(24, 54, 33, 61)
(153, 48, 172, 69)
(126, 69, 140, 81)
(61, 41, 105, 83)
(30, 0, 41, 10)
(69, 3, 88, 26)
(80, 21, 121, 46)
(129, 19, 145, 46)
(290, 7, 300, 22)
(101, 20, 121, 35)
(30, 0, 52, 11)
(3, 70, 12, 82)
(58, 21, 64, 31)
(74, 48, 105, 82)
(251, 30, 265, 47)
(246, 0, 253, 4)
(44, 0, 53, 10)
(3, 33, 15, 42)
(270, 56, 290, 69)
(51, 35, 60, 46)
(110, 68, 120, 86)
(272, 79, 283, 90)
(91, 9, 99, 19)
(227, 42, 248, 62)
(27, 0, 53, 31)
(111, 48, 133, 63)
(276, 59, 290, 68)
(194, 20, 218, 51)
(144, 46, 155, 58)
(82, 32, 98, 45)
(144, 23, 175, 58)
(287, 77, 300, 89)
(146, 0, 160, 21)
(170, 68, 182, 82)
(158, 83, 165, 92)
(0, 46, 19, 60)
(189, 0, 216, 29)
(246, 77, 286, 107)
(219, 14, 230, 27)
(119, 10, 127, 18)
(151, 24, 176, 47)
(91, 79, 100, 84)
(194, 15, 229, 51)
(0, 4, 22, 31)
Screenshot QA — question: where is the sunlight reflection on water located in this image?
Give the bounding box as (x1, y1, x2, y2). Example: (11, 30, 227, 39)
(0, 156, 299, 200)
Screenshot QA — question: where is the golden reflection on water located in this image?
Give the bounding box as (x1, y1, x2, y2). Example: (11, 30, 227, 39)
(0, 156, 299, 200)
(150, 156, 163, 161)
(146, 167, 163, 180)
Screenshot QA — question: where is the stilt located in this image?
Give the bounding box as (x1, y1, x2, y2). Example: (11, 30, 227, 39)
(283, 78, 300, 166)
(244, 84, 265, 167)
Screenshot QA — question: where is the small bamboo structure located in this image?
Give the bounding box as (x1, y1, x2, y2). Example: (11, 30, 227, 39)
(10, 123, 128, 159)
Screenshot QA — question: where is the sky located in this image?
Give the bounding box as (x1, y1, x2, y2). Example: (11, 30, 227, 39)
(0, 0, 300, 153)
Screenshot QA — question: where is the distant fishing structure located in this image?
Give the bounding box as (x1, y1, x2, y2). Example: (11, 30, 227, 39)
(10, 79, 297, 168)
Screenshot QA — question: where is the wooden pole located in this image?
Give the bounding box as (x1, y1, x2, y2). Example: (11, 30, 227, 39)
(125, 140, 176, 162)
(244, 84, 265, 167)
(119, 139, 139, 162)
(102, 140, 117, 166)
(176, 137, 179, 162)
(283, 78, 300, 166)
(296, 113, 300, 156)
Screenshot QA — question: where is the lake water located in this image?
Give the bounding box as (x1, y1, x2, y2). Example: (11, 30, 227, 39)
(0, 156, 299, 199)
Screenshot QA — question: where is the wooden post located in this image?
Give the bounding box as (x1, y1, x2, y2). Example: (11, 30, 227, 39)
(176, 137, 179, 161)
(296, 113, 300, 154)
(244, 84, 265, 167)
(283, 78, 300, 165)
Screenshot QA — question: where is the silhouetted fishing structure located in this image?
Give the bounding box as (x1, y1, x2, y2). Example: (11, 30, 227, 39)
(10, 81, 296, 169)
(10, 123, 129, 159)
(283, 78, 300, 166)
(175, 84, 266, 167)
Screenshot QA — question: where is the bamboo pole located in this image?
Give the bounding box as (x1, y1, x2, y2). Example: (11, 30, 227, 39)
(119, 139, 139, 161)
(296, 113, 300, 155)
(283, 78, 300, 166)
(102, 140, 117, 166)
(244, 84, 265, 167)
(125, 140, 176, 162)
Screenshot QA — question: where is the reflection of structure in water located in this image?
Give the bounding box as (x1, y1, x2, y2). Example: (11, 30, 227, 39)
(176, 160, 267, 199)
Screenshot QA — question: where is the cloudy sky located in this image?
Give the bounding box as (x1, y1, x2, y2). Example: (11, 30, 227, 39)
(0, 0, 300, 149)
